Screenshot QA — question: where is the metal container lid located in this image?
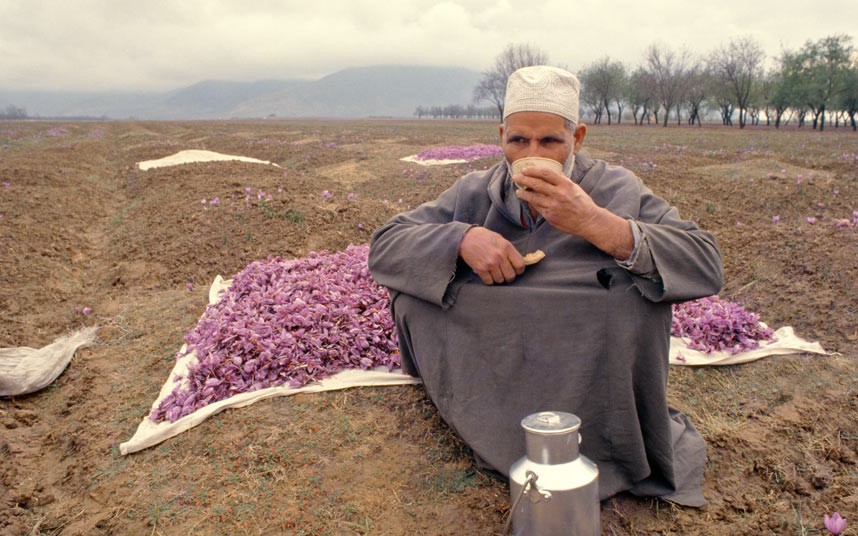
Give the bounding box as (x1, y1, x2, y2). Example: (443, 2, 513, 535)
(521, 411, 581, 436)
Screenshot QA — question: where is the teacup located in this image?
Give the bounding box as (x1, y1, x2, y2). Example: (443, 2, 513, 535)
(511, 157, 563, 189)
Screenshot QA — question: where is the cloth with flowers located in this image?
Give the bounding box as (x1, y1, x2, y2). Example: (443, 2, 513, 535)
(669, 325, 825, 366)
(119, 273, 419, 455)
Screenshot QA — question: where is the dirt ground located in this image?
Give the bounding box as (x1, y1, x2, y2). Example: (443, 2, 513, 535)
(1, 119, 856, 535)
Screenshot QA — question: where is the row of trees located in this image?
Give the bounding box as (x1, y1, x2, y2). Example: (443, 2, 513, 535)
(466, 37, 857, 130)
(0, 105, 28, 119)
(413, 104, 498, 120)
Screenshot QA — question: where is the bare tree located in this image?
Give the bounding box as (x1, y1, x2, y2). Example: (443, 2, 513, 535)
(684, 66, 710, 126)
(580, 82, 604, 124)
(473, 43, 549, 119)
(628, 67, 657, 125)
(708, 36, 765, 128)
(580, 57, 627, 125)
(644, 43, 695, 127)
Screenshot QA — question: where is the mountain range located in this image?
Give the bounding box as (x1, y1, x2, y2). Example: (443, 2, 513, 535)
(0, 65, 483, 120)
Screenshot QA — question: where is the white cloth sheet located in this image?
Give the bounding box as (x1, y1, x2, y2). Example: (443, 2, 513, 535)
(119, 276, 419, 455)
(137, 150, 281, 170)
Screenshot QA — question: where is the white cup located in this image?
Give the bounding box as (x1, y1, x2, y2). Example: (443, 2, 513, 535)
(511, 157, 563, 189)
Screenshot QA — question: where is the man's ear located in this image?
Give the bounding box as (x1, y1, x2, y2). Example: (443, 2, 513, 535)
(573, 123, 587, 152)
(498, 123, 505, 143)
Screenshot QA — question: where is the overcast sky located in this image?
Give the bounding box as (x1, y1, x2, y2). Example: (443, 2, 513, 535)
(2, 0, 855, 92)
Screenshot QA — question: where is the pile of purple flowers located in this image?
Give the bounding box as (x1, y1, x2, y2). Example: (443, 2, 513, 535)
(151, 244, 399, 423)
(413, 144, 502, 162)
(672, 295, 776, 354)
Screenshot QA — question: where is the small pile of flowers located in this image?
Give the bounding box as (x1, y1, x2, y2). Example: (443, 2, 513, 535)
(151, 244, 399, 423)
(413, 144, 502, 162)
(672, 295, 776, 354)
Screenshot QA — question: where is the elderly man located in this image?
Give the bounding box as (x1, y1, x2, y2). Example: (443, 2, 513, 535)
(368, 66, 723, 506)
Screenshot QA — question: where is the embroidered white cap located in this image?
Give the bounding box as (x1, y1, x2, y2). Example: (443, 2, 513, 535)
(503, 66, 580, 124)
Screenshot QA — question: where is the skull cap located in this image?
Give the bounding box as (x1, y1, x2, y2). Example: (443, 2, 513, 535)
(503, 65, 580, 124)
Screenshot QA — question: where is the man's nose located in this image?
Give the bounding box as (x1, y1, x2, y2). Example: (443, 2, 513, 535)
(526, 141, 550, 157)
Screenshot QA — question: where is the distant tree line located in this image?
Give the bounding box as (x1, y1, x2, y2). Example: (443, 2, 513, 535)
(413, 104, 498, 119)
(420, 36, 857, 131)
(575, 34, 857, 131)
(0, 105, 28, 119)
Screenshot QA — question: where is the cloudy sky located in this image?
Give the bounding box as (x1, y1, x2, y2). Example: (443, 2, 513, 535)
(2, 0, 855, 92)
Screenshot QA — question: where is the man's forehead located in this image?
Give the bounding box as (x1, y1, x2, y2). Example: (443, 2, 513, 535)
(505, 112, 569, 133)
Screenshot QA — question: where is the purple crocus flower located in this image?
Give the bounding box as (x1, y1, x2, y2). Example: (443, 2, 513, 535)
(824, 512, 847, 535)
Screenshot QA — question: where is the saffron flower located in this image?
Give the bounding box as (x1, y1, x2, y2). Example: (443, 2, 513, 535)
(824, 512, 846, 535)
(187, 282, 194, 292)
(807, 216, 817, 224)
(322, 190, 333, 199)
(772, 215, 781, 224)
(2, 181, 10, 190)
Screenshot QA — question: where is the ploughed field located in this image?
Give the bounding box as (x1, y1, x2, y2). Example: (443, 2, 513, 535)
(1, 120, 856, 535)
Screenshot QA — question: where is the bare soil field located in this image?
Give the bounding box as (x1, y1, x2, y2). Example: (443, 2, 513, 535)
(1, 119, 856, 535)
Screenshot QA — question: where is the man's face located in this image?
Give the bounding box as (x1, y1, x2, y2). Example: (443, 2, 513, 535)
(499, 111, 585, 166)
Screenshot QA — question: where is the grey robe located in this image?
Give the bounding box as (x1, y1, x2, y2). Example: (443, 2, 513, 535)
(368, 150, 723, 506)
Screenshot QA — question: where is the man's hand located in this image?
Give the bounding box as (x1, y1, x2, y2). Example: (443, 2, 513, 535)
(514, 166, 634, 261)
(459, 226, 526, 285)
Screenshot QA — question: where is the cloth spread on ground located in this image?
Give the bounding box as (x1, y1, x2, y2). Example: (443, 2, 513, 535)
(670, 325, 825, 365)
(137, 150, 281, 170)
(400, 155, 468, 166)
(119, 275, 419, 455)
(0, 327, 97, 397)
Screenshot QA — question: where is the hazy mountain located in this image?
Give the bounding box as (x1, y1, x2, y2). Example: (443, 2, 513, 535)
(0, 65, 482, 120)
(232, 65, 481, 118)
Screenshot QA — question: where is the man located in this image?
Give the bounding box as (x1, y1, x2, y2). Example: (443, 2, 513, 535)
(368, 66, 723, 506)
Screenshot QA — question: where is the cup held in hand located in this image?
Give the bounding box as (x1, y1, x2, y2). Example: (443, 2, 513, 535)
(511, 157, 563, 189)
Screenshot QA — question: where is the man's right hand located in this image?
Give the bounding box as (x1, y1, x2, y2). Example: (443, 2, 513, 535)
(458, 226, 526, 285)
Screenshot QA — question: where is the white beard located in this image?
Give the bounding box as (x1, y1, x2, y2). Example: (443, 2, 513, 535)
(562, 150, 576, 177)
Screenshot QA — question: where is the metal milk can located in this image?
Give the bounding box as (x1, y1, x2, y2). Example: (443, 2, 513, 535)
(507, 411, 600, 535)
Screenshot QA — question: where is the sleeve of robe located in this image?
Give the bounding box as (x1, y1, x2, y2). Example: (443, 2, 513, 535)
(369, 161, 723, 308)
(590, 162, 724, 303)
(368, 179, 478, 308)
